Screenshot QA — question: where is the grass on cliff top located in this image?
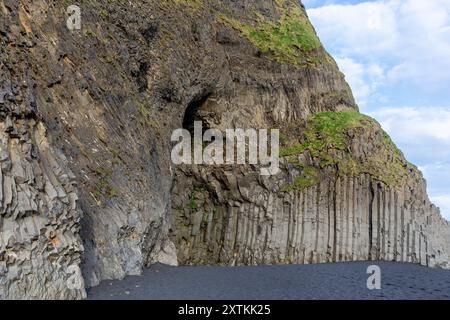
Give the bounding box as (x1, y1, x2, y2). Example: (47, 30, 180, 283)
(279, 111, 412, 190)
(219, 4, 323, 67)
(280, 111, 373, 157)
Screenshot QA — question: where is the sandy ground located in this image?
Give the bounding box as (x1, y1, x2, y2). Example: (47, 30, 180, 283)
(87, 261, 450, 300)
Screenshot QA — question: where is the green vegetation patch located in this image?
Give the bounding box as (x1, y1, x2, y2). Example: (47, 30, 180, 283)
(92, 168, 118, 200)
(220, 5, 323, 67)
(187, 193, 199, 212)
(186, 187, 207, 213)
(280, 111, 413, 190)
(159, 0, 204, 15)
(281, 111, 373, 157)
(281, 166, 319, 192)
(137, 102, 161, 137)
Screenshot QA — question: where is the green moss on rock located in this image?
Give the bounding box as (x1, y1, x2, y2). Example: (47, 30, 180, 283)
(92, 168, 118, 200)
(160, 0, 204, 12)
(280, 111, 414, 189)
(281, 166, 319, 192)
(219, 4, 323, 67)
(280, 111, 373, 157)
(137, 102, 161, 137)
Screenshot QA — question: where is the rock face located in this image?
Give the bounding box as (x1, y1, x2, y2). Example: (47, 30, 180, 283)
(0, 0, 449, 299)
(172, 124, 450, 268)
(0, 119, 85, 299)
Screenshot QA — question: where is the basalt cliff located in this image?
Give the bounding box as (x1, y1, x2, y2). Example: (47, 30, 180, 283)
(1, 0, 449, 299)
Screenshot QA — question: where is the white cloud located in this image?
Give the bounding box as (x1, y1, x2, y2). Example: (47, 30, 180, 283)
(335, 57, 384, 106)
(369, 107, 450, 220)
(370, 107, 450, 143)
(307, 0, 450, 102)
(308, 1, 399, 55)
(422, 162, 450, 220)
(305, 1, 450, 220)
(430, 194, 450, 221)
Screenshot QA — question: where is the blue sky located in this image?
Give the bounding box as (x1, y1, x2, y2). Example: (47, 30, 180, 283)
(302, 0, 450, 219)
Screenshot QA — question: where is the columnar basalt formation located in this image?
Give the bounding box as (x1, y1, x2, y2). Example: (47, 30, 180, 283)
(171, 119, 450, 268)
(0, 0, 449, 299)
(0, 119, 85, 299)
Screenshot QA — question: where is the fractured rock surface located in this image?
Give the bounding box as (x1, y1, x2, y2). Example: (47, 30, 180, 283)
(172, 114, 450, 268)
(0, 0, 449, 299)
(0, 119, 85, 299)
(172, 164, 450, 268)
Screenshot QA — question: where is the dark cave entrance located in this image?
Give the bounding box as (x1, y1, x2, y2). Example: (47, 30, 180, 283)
(182, 93, 212, 135)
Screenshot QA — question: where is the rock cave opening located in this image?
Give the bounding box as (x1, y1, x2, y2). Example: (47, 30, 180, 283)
(182, 93, 212, 135)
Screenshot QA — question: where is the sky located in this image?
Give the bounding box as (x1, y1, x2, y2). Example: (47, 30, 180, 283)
(302, 0, 450, 219)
